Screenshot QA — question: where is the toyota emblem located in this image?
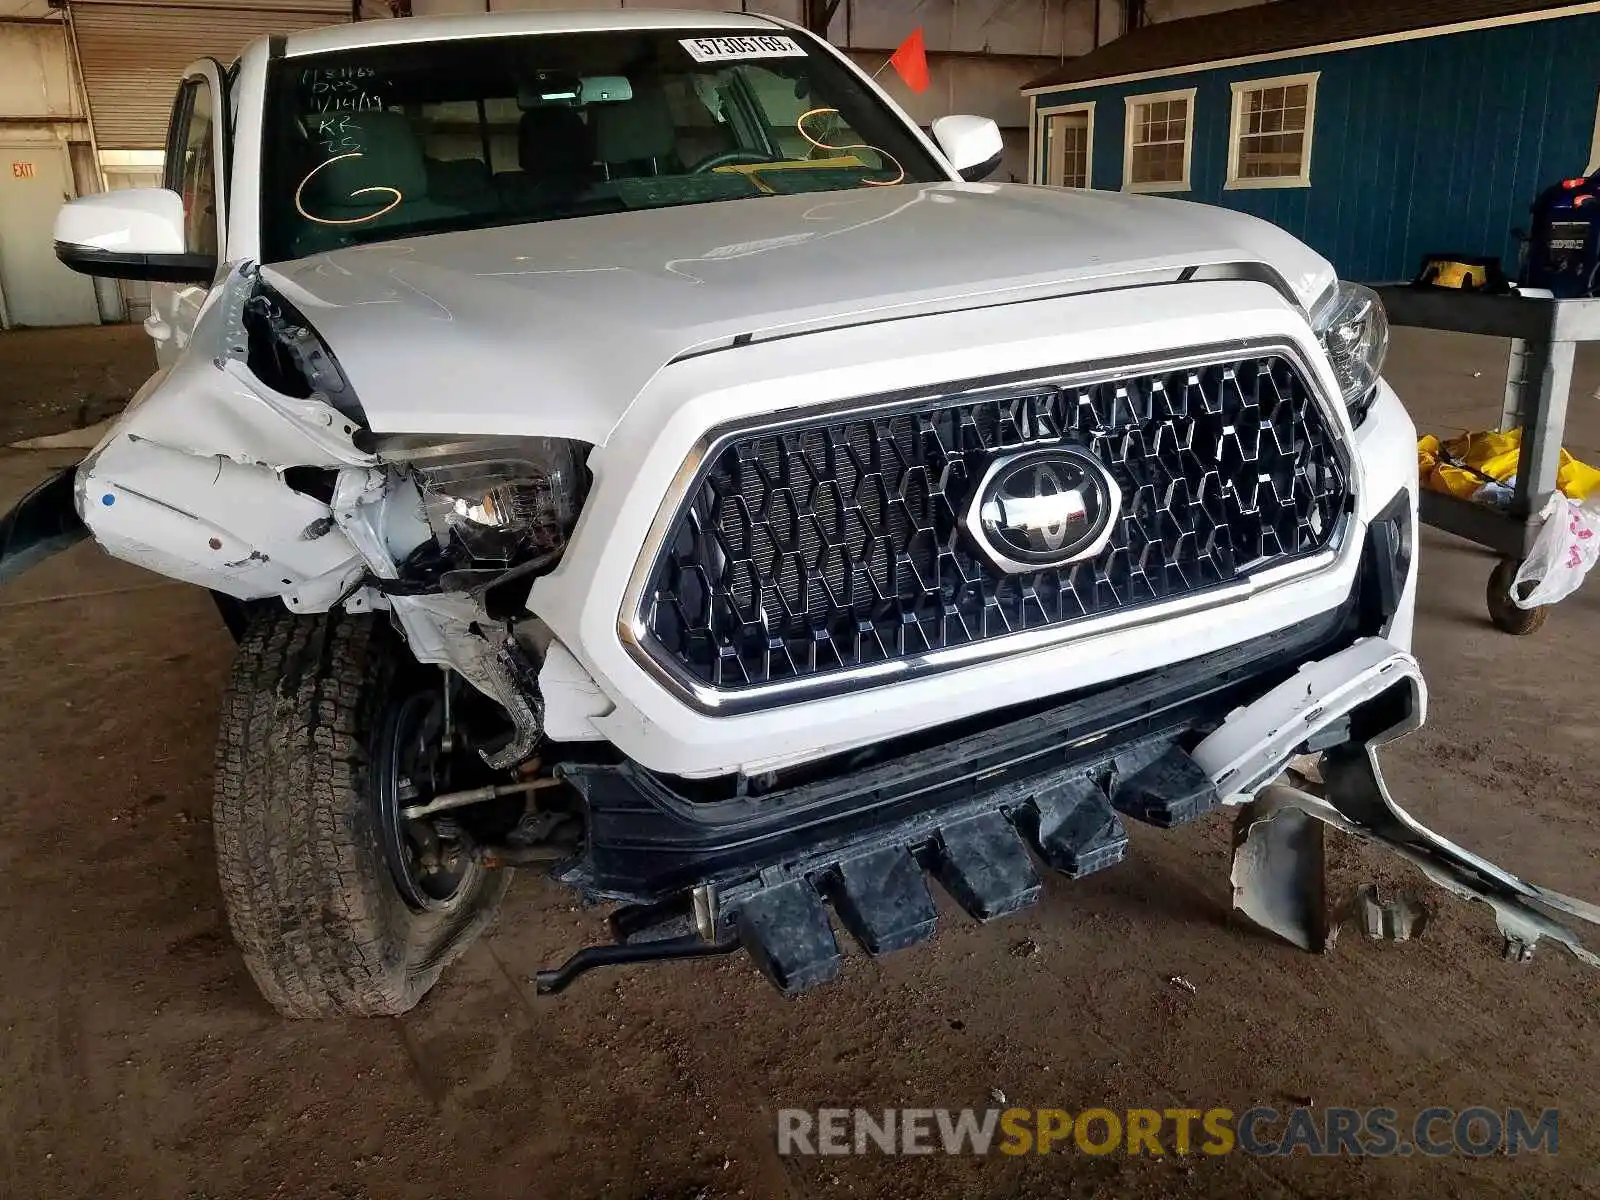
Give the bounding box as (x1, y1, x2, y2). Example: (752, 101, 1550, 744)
(965, 447, 1122, 573)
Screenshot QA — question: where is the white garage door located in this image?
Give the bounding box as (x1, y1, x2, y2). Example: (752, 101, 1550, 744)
(70, 0, 351, 149)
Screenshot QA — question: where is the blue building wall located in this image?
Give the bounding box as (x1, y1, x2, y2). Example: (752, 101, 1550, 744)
(1032, 14, 1600, 282)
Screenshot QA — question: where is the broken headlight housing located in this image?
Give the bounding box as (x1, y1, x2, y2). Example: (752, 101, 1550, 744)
(406, 438, 589, 566)
(242, 284, 366, 424)
(1313, 281, 1389, 425)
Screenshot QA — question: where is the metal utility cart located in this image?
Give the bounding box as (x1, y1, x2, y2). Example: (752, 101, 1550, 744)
(1374, 286, 1600, 634)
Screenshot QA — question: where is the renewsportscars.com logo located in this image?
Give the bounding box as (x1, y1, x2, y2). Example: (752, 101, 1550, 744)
(776, 1107, 1559, 1158)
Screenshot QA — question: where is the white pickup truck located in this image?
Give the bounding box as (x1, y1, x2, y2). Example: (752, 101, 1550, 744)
(3, 8, 1596, 1017)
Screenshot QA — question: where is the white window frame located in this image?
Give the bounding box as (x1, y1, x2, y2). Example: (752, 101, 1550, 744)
(1035, 100, 1095, 188)
(1225, 71, 1319, 190)
(1122, 87, 1196, 193)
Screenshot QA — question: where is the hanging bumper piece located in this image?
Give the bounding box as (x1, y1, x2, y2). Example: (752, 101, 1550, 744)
(1198, 639, 1600, 968)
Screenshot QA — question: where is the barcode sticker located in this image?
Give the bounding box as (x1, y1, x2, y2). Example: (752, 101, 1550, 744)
(679, 35, 807, 63)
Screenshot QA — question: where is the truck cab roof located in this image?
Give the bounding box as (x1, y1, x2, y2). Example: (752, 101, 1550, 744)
(281, 9, 787, 58)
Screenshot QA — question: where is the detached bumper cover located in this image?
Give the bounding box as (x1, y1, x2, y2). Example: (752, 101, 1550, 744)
(1213, 643, 1600, 968)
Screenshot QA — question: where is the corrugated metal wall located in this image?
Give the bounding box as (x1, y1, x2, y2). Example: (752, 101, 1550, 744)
(0, 20, 85, 121)
(72, 0, 349, 148)
(1032, 12, 1600, 282)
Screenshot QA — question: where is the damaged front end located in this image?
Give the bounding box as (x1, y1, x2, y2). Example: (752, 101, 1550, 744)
(31, 266, 589, 762)
(0, 262, 599, 869)
(6, 261, 1600, 1000)
(65, 265, 384, 608)
(529, 623, 1600, 995)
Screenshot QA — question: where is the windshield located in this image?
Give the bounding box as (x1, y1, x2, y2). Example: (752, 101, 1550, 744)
(261, 28, 947, 261)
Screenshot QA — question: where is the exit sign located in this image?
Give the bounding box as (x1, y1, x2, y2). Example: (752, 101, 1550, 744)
(11, 161, 35, 179)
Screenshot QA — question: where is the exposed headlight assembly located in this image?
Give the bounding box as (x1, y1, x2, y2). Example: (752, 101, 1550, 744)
(242, 285, 366, 424)
(1313, 281, 1389, 424)
(395, 437, 589, 566)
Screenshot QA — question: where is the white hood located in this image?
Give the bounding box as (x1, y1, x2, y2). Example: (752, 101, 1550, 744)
(260, 182, 1336, 444)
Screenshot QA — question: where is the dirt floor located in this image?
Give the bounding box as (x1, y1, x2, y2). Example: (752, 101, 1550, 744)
(2, 324, 1600, 1198)
(0, 324, 155, 446)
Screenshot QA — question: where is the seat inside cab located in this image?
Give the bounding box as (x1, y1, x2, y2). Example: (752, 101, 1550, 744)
(275, 48, 900, 255)
(290, 109, 470, 256)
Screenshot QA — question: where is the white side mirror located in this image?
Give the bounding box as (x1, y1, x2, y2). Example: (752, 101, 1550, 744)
(932, 115, 1004, 182)
(54, 187, 213, 284)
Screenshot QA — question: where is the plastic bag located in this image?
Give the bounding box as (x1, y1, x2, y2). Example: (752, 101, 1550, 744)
(1512, 495, 1600, 608)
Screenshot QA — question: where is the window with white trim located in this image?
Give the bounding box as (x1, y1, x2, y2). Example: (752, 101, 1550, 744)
(1123, 88, 1194, 192)
(1227, 72, 1318, 189)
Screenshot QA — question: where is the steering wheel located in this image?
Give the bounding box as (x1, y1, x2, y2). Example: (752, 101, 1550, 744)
(690, 149, 783, 174)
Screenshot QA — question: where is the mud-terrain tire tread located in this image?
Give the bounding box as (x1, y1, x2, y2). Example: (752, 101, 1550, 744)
(212, 607, 508, 1018)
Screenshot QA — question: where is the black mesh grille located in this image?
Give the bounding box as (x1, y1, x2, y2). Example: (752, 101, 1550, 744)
(640, 354, 1349, 692)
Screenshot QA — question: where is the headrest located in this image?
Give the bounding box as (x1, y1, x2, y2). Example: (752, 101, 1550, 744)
(591, 86, 677, 165)
(300, 110, 429, 207)
(518, 106, 594, 178)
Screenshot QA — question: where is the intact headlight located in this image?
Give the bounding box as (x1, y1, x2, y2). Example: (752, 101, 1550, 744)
(392, 437, 589, 565)
(1312, 281, 1389, 421)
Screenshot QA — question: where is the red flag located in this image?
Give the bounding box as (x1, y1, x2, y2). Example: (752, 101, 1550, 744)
(889, 27, 930, 94)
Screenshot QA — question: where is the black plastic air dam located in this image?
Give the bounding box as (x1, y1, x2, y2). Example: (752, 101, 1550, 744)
(557, 591, 1367, 907)
(539, 524, 1407, 994)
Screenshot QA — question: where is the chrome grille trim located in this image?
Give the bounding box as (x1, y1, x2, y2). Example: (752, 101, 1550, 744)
(619, 340, 1356, 715)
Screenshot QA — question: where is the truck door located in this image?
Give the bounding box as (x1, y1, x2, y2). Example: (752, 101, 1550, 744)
(146, 59, 229, 368)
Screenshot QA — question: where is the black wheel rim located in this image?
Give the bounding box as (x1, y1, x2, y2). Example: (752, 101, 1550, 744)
(374, 687, 477, 911)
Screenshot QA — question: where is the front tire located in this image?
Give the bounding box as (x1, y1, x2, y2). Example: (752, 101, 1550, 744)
(213, 608, 509, 1017)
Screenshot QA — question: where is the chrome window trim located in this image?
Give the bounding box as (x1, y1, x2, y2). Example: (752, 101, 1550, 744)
(618, 338, 1356, 715)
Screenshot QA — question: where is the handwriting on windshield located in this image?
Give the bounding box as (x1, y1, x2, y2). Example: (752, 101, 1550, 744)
(294, 153, 403, 227)
(796, 107, 905, 187)
(294, 76, 401, 227)
(308, 112, 368, 155)
(302, 66, 384, 115)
